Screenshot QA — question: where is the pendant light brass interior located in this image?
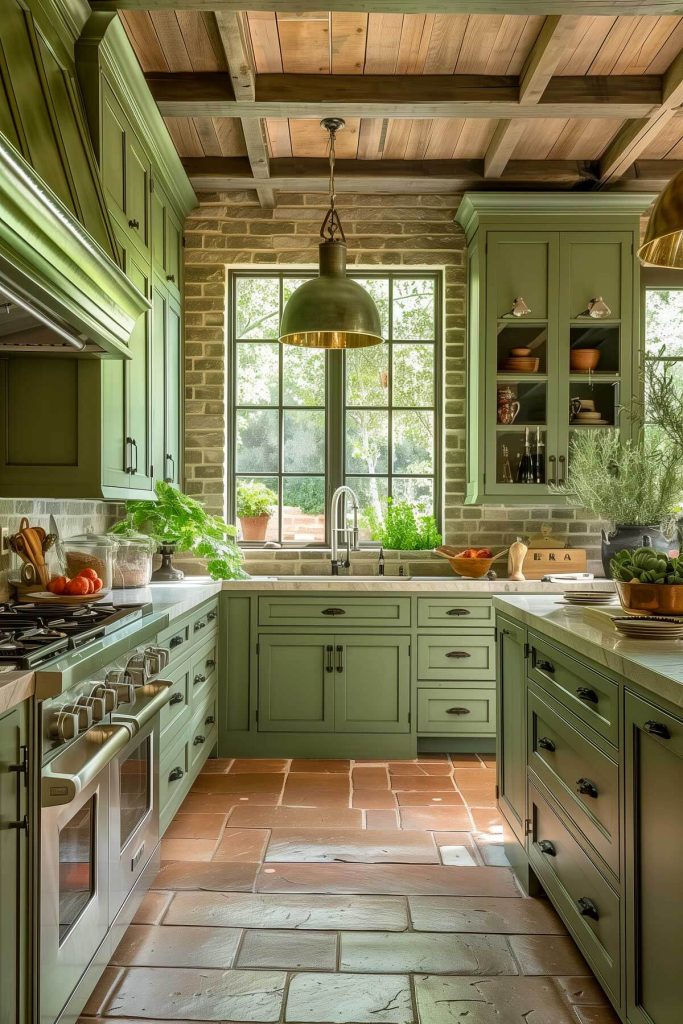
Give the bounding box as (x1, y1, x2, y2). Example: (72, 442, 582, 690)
(279, 118, 383, 349)
(638, 167, 683, 268)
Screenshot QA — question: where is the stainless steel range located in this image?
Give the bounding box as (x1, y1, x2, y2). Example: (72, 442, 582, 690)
(11, 599, 175, 1024)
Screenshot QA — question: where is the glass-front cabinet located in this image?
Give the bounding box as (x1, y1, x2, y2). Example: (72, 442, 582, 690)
(457, 195, 653, 504)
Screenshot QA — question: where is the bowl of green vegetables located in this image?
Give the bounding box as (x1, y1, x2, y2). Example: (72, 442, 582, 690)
(610, 547, 683, 615)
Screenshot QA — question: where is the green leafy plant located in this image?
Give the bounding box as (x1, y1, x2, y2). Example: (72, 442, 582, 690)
(611, 547, 683, 585)
(364, 498, 442, 551)
(553, 429, 683, 528)
(111, 481, 248, 580)
(236, 480, 276, 519)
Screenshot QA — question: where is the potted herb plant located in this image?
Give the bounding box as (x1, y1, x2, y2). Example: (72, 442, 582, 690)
(111, 481, 247, 581)
(364, 498, 442, 552)
(236, 480, 277, 543)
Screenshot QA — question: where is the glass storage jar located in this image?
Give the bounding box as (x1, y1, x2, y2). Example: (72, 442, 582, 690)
(60, 533, 119, 590)
(111, 533, 156, 589)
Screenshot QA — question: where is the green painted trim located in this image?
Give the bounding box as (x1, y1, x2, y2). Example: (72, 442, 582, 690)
(0, 135, 146, 356)
(78, 13, 196, 218)
(25, 0, 91, 60)
(456, 192, 656, 240)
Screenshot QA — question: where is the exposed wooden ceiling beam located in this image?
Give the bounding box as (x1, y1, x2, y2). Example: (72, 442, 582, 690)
(485, 15, 581, 178)
(147, 72, 661, 120)
(90, 1, 683, 15)
(214, 11, 274, 208)
(600, 48, 683, 182)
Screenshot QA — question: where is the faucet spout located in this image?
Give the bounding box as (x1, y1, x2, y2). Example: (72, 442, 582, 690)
(330, 485, 361, 574)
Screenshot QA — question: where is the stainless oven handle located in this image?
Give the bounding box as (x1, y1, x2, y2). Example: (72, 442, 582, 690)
(42, 724, 134, 808)
(112, 679, 173, 734)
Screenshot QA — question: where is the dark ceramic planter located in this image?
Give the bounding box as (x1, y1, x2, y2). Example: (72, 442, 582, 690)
(152, 542, 185, 582)
(601, 525, 675, 578)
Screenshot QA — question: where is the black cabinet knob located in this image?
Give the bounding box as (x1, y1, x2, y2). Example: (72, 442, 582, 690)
(208, 610, 217, 622)
(194, 674, 206, 685)
(193, 734, 205, 746)
(168, 766, 184, 782)
(537, 659, 555, 673)
(205, 715, 215, 725)
(538, 839, 556, 856)
(644, 720, 670, 739)
(167, 273, 175, 282)
(206, 659, 216, 669)
(576, 777, 598, 798)
(576, 687, 598, 704)
(170, 635, 183, 648)
(169, 692, 183, 706)
(128, 218, 139, 229)
(577, 897, 599, 920)
(538, 736, 556, 752)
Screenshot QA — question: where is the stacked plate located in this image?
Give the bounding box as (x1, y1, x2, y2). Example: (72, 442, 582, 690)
(563, 590, 617, 606)
(612, 615, 683, 639)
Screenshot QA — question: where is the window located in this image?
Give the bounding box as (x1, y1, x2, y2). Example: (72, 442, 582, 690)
(229, 271, 441, 545)
(644, 286, 683, 442)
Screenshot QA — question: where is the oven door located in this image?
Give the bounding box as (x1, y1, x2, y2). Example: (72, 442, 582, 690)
(108, 716, 160, 920)
(40, 724, 132, 1024)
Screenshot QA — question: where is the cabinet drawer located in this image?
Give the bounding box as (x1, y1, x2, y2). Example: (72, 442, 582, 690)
(417, 687, 496, 735)
(159, 618, 191, 664)
(258, 596, 410, 628)
(159, 732, 189, 831)
(417, 635, 495, 682)
(191, 600, 219, 641)
(528, 634, 619, 746)
(159, 658, 191, 740)
(190, 638, 217, 710)
(417, 597, 493, 628)
(190, 687, 218, 772)
(528, 683, 620, 878)
(528, 779, 621, 1005)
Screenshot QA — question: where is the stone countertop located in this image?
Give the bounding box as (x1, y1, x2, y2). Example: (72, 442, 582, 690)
(110, 579, 223, 622)
(218, 576, 616, 593)
(0, 669, 34, 714)
(494, 594, 683, 711)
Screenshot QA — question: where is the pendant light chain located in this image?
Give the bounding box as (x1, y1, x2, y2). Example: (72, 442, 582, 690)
(320, 118, 346, 245)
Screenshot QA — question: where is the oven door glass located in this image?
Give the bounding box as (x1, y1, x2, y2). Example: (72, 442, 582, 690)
(58, 795, 95, 944)
(119, 734, 151, 849)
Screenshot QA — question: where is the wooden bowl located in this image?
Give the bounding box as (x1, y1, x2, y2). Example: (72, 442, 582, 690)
(500, 357, 540, 373)
(615, 581, 683, 616)
(435, 547, 507, 579)
(570, 348, 600, 372)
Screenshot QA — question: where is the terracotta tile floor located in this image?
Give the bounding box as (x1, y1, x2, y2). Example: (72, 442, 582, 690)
(81, 755, 619, 1024)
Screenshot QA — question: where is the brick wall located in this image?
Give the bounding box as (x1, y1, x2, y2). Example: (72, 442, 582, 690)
(184, 190, 604, 575)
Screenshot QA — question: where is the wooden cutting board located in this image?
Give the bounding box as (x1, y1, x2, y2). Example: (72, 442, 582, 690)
(522, 547, 587, 580)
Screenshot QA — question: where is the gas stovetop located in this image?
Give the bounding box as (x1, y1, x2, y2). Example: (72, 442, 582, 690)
(0, 601, 152, 669)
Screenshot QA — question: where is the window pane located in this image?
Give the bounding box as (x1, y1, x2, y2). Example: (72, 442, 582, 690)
(393, 410, 434, 474)
(283, 346, 326, 406)
(392, 476, 434, 513)
(283, 477, 325, 543)
(393, 344, 434, 407)
(346, 410, 389, 474)
(346, 344, 389, 407)
(236, 476, 279, 543)
(236, 277, 280, 339)
(283, 277, 308, 304)
(393, 278, 435, 340)
(284, 410, 325, 473)
(348, 476, 389, 541)
(236, 343, 279, 405)
(235, 409, 279, 473)
(645, 289, 683, 358)
(351, 278, 390, 338)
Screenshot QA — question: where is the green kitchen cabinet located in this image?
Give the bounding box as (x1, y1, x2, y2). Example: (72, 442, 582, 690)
(152, 181, 182, 301)
(152, 275, 182, 486)
(624, 691, 683, 1024)
(334, 635, 410, 734)
(496, 615, 527, 846)
(258, 635, 335, 732)
(100, 79, 150, 256)
(456, 194, 651, 504)
(0, 700, 31, 1024)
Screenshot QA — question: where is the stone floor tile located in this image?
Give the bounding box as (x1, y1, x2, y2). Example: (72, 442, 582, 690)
(509, 935, 590, 975)
(454, 778, 498, 808)
(199, 757, 233, 774)
(340, 931, 517, 975)
(352, 766, 390, 789)
(388, 762, 429, 775)
(282, 773, 351, 806)
(85, 966, 285, 1021)
(131, 891, 173, 925)
(285, 972, 413, 1024)
(160, 836, 217, 862)
(229, 758, 289, 773)
(414, 975, 578, 1024)
(151, 859, 258, 891)
(256, 862, 519, 896)
(573, 1008, 621, 1023)
(237, 929, 337, 970)
(165, 891, 409, 931)
(409, 896, 566, 934)
(264, 828, 438, 864)
(476, 843, 511, 867)
(399, 806, 472, 830)
(390, 774, 456, 792)
(470, 807, 505, 833)
(396, 791, 464, 806)
(213, 828, 270, 862)
(81, 967, 125, 1016)
(414, 763, 455, 776)
(352, 789, 398, 810)
(180, 792, 280, 814)
(552, 977, 611, 1006)
(228, 805, 363, 829)
(111, 924, 241, 968)
(449, 753, 483, 767)
(164, 812, 227, 840)
(290, 758, 350, 773)
(191, 772, 285, 795)
(479, 754, 496, 767)
(438, 844, 479, 866)
(365, 809, 400, 829)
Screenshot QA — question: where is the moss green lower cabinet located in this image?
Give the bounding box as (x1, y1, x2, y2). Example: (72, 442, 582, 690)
(625, 692, 682, 1024)
(0, 700, 30, 1024)
(496, 616, 527, 846)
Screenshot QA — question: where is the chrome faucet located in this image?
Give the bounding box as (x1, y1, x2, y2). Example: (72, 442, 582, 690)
(330, 485, 360, 575)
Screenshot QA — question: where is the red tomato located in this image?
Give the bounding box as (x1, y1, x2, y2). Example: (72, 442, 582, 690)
(91, 577, 103, 592)
(65, 577, 90, 596)
(475, 548, 493, 559)
(47, 576, 68, 595)
(77, 568, 99, 581)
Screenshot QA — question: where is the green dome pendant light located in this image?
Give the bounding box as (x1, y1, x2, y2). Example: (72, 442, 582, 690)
(279, 118, 383, 349)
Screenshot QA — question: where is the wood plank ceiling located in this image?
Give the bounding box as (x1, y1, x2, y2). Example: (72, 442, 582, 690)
(115, 6, 683, 202)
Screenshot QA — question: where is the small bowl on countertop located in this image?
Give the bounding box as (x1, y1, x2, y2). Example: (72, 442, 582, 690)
(615, 580, 683, 616)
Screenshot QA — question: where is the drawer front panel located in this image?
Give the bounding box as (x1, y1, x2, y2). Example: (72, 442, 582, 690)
(528, 634, 619, 746)
(528, 779, 621, 1005)
(417, 687, 496, 735)
(258, 596, 410, 628)
(528, 684, 620, 877)
(190, 687, 218, 772)
(417, 635, 495, 682)
(191, 638, 217, 710)
(191, 600, 219, 641)
(160, 732, 190, 829)
(159, 618, 191, 664)
(417, 597, 493, 628)
(160, 658, 191, 740)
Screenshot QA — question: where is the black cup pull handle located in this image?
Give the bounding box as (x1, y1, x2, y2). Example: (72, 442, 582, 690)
(326, 644, 334, 673)
(446, 651, 471, 659)
(128, 218, 139, 229)
(170, 635, 183, 648)
(169, 692, 183, 706)
(168, 766, 184, 782)
(576, 777, 599, 798)
(206, 659, 216, 669)
(193, 734, 205, 746)
(322, 607, 346, 616)
(208, 610, 217, 622)
(538, 840, 556, 856)
(644, 720, 670, 739)
(446, 608, 469, 616)
(537, 659, 555, 673)
(538, 736, 556, 752)
(446, 707, 471, 715)
(576, 687, 598, 704)
(194, 674, 206, 686)
(577, 897, 599, 921)
(205, 715, 215, 725)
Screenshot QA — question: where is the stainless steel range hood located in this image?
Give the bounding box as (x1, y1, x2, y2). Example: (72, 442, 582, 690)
(0, 284, 88, 353)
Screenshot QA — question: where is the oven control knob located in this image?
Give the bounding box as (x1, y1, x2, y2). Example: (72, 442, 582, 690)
(77, 695, 107, 722)
(125, 653, 149, 686)
(113, 681, 136, 707)
(47, 709, 80, 742)
(62, 703, 94, 731)
(145, 646, 170, 673)
(89, 684, 118, 712)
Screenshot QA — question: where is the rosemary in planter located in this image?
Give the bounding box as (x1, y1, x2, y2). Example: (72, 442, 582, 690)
(364, 498, 442, 552)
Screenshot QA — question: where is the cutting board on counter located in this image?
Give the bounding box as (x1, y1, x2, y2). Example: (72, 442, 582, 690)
(523, 547, 587, 579)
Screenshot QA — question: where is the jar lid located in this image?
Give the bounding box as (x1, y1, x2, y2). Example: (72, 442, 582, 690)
(64, 532, 119, 548)
(112, 531, 156, 553)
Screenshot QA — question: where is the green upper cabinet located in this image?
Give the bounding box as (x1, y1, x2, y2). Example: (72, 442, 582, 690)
(456, 195, 653, 505)
(151, 180, 182, 301)
(101, 80, 151, 254)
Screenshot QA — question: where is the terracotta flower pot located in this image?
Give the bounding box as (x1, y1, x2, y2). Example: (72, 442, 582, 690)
(570, 348, 600, 372)
(240, 515, 270, 542)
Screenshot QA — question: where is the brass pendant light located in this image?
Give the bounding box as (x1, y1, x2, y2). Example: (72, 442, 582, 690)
(638, 167, 683, 268)
(279, 118, 383, 349)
